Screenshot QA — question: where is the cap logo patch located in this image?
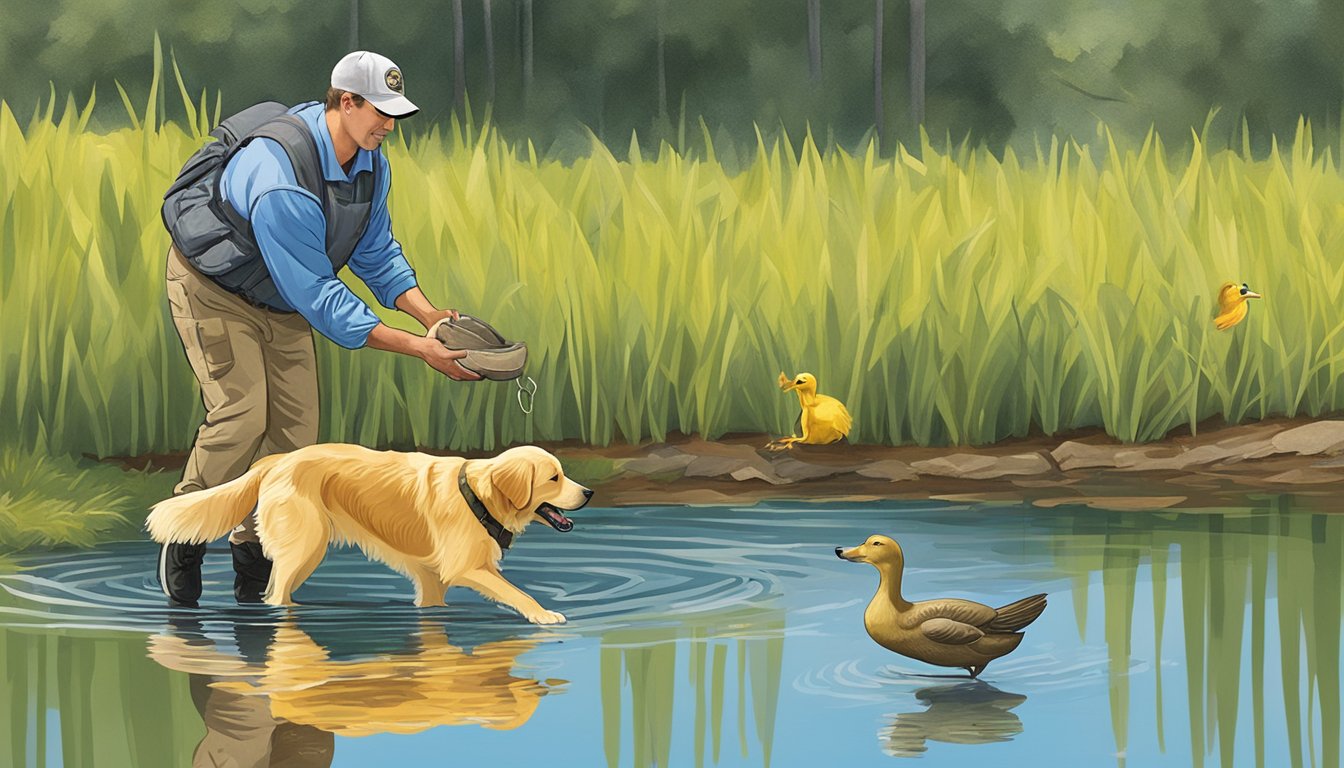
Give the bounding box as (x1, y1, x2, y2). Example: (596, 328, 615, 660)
(384, 68, 403, 93)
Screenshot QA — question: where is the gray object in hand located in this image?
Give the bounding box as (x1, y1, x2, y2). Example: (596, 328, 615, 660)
(429, 315, 529, 381)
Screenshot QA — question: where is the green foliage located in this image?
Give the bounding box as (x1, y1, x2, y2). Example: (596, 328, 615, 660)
(1, 0, 1342, 153)
(0, 442, 174, 551)
(3, 79, 1344, 456)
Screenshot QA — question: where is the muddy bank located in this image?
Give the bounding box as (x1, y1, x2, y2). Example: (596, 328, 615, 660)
(108, 418, 1344, 511)
(542, 417, 1344, 510)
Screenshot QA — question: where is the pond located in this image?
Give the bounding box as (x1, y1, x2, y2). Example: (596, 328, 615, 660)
(1, 497, 1339, 767)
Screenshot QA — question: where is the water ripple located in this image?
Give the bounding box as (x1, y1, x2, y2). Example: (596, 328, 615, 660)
(0, 511, 842, 636)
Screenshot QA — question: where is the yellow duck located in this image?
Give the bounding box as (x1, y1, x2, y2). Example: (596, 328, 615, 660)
(836, 535, 1047, 678)
(766, 371, 852, 451)
(1214, 281, 1262, 330)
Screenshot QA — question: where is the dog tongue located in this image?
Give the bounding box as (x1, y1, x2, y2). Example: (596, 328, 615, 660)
(537, 505, 574, 532)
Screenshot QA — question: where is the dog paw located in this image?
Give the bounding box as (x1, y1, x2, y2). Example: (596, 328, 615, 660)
(527, 610, 567, 625)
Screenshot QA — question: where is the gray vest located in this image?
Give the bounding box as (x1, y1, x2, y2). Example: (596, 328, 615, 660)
(162, 104, 378, 311)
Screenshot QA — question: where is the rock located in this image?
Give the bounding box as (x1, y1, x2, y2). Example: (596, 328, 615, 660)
(1051, 441, 1122, 471)
(684, 455, 751, 478)
(1213, 426, 1280, 448)
(730, 466, 790, 485)
(771, 457, 855, 481)
(1221, 441, 1276, 461)
(911, 452, 1052, 480)
(911, 454, 996, 478)
(1115, 445, 1245, 471)
(684, 445, 778, 481)
(1269, 421, 1344, 456)
(622, 451, 695, 477)
(856, 460, 918, 482)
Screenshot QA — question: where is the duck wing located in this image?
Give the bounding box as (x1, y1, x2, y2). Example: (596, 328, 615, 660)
(1214, 302, 1247, 330)
(911, 595, 1047, 636)
(908, 598, 998, 629)
(920, 617, 986, 645)
(818, 396, 853, 433)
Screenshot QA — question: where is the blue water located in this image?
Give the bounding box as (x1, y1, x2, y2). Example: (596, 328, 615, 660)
(0, 498, 1338, 767)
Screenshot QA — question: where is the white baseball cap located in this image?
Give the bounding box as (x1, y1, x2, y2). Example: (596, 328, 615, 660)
(330, 51, 419, 118)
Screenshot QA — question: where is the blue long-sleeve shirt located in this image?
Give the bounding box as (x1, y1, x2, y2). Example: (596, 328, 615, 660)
(220, 102, 418, 348)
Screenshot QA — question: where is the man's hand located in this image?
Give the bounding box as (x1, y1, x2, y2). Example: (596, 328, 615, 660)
(419, 338, 482, 381)
(365, 323, 482, 381)
(421, 308, 463, 329)
(395, 287, 463, 331)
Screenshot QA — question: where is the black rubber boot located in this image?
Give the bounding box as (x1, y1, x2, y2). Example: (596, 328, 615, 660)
(158, 542, 207, 608)
(231, 541, 273, 604)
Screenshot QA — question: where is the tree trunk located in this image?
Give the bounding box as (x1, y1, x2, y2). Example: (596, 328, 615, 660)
(910, 0, 925, 126)
(349, 0, 359, 50)
(483, 0, 496, 104)
(807, 0, 821, 82)
(656, 0, 668, 119)
(874, 0, 884, 146)
(522, 0, 534, 109)
(452, 0, 466, 118)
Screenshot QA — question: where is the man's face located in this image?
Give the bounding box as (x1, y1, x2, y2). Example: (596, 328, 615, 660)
(342, 95, 396, 151)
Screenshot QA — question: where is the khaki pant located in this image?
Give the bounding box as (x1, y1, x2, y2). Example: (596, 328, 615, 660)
(166, 245, 319, 544)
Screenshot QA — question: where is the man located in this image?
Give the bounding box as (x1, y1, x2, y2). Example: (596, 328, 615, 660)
(160, 51, 479, 607)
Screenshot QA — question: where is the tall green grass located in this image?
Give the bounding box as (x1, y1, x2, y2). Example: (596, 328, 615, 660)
(0, 442, 174, 551)
(3, 57, 1344, 455)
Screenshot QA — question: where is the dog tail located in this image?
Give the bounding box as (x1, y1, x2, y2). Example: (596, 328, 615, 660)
(146, 455, 284, 544)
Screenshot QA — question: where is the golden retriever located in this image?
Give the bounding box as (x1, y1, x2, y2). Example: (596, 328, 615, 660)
(146, 444, 592, 623)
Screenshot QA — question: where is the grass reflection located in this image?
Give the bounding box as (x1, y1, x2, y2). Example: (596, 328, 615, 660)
(1058, 497, 1343, 768)
(0, 628, 200, 767)
(599, 607, 785, 768)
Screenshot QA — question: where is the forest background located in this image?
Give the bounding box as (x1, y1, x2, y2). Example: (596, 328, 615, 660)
(4, 0, 1343, 156)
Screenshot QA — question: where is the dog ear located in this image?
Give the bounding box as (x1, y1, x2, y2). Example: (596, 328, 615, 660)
(491, 461, 535, 509)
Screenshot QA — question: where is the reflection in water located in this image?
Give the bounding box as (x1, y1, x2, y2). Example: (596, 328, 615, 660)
(1056, 498, 1344, 768)
(0, 497, 1341, 766)
(147, 616, 562, 764)
(600, 607, 786, 768)
(183, 673, 334, 768)
(0, 628, 201, 767)
(879, 682, 1028, 757)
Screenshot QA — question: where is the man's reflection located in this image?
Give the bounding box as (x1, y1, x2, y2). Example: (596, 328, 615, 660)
(879, 681, 1027, 758)
(150, 615, 562, 766)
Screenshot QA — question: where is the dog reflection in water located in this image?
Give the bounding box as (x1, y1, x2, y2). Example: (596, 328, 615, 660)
(148, 617, 564, 765)
(879, 681, 1027, 758)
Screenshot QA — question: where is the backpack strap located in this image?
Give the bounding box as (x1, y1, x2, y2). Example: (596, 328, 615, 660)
(220, 114, 325, 204)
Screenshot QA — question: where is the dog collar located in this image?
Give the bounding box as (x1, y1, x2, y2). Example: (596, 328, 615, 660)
(458, 464, 514, 551)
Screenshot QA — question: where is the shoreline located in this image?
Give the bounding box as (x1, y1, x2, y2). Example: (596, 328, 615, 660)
(104, 416, 1344, 512)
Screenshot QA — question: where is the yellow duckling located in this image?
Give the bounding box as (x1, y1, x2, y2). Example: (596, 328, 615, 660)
(1214, 281, 1262, 330)
(766, 371, 852, 451)
(836, 535, 1047, 678)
